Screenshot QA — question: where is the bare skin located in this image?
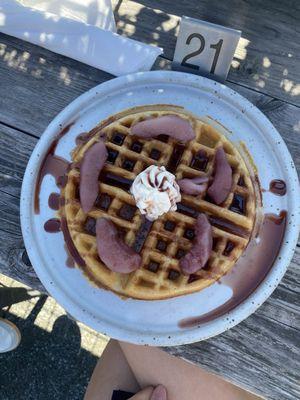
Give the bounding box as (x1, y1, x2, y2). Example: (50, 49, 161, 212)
(129, 385, 167, 400)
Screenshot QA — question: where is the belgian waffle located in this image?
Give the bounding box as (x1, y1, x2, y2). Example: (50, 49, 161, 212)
(60, 105, 257, 300)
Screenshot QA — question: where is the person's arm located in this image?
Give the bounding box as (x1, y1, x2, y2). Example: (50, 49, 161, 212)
(129, 385, 167, 400)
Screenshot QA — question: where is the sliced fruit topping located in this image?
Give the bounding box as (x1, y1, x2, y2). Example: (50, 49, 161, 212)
(131, 115, 195, 143)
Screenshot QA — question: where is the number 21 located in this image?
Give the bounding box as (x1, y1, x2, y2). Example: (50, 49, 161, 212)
(181, 33, 223, 74)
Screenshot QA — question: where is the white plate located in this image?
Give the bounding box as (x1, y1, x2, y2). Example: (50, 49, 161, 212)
(20, 71, 300, 345)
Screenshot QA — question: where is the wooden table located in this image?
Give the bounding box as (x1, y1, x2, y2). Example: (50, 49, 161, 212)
(0, 1, 299, 399)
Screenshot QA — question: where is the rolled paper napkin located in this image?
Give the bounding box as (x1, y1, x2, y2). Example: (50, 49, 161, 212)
(17, 0, 116, 32)
(0, 0, 163, 76)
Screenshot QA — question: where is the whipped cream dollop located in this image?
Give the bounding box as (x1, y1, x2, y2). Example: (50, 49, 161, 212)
(130, 165, 181, 221)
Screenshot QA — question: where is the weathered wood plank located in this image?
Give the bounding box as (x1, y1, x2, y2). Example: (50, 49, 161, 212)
(0, 208, 44, 292)
(0, 34, 299, 170)
(0, 123, 36, 198)
(0, 123, 43, 290)
(112, 0, 300, 106)
(0, 34, 113, 136)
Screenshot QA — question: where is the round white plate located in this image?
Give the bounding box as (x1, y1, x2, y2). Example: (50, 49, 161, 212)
(21, 71, 300, 346)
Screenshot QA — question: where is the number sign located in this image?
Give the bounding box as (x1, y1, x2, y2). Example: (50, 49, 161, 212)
(173, 16, 241, 81)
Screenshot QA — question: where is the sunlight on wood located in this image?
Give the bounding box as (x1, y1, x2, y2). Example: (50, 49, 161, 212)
(116, 2, 179, 44)
(231, 60, 240, 69)
(1, 48, 30, 71)
(263, 56, 271, 68)
(234, 37, 250, 61)
(0, 43, 7, 56)
(59, 66, 71, 85)
(293, 121, 300, 132)
(280, 79, 300, 96)
(257, 79, 265, 88)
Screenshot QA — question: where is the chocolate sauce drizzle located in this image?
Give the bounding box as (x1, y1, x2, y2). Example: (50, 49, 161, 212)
(39, 121, 86, 268)
(179, 210, 287, 328)
(58, 121, 75, 139)
(208, 215, 250, 238)
(48, 193, 60, 210)
(34, 140, 70, 214)
(167, 144, 185, 173)
(44, 218, 61, 233)
(100, 171, 133, 192)
(176, 203, 249, 239)
(133, 218, 153, 253)
(176, 203, 198, 219)
(269, 179, 286, 196)
(34, 121, 76, 214)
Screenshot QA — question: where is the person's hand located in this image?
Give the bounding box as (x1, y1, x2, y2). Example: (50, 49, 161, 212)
(129, 385, 167, 400)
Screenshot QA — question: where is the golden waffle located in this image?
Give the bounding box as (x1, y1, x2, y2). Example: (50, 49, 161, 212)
(60, 105, 257, 300)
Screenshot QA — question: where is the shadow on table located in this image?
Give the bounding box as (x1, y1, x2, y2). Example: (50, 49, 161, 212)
(0, 286, 40, 309)
(0, 297, 98, 400)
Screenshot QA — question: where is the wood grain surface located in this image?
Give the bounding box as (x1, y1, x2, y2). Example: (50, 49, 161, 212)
(0, 1, 299, 398)
(113, 0, 300, 106)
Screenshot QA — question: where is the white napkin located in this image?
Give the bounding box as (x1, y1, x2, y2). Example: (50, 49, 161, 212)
(18, 0, 116, 32)
(0, 0, 163, 76)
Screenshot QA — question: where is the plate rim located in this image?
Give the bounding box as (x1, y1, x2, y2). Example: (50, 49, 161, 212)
(20, 70, 300, 346)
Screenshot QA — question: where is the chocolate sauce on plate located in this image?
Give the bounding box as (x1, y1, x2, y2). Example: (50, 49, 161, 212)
(58, 121, 75, 139)
(48, 193, 61, 210)
(34, 121, 76, 213)
(179, 210, 287, 328)
(42, 222, 75, 266)
(44, 218, 61, 233)
(269, 179, 286, 196)
(60, 217, 86, 268)
(56, 175, 68, 188)
(39, 122, 88, 269)
(34, 140, 70, 214)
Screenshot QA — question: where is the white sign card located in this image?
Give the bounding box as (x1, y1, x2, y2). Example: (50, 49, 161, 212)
(173, 16, 241, 81)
